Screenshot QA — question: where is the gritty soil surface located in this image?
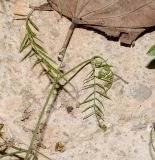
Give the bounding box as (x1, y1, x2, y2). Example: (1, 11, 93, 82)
(0, 0, 155, 160)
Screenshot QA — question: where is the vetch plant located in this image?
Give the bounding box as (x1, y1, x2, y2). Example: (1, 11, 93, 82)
(21, 12, 114, 159)
(149, 124, 155, 157)
(0, 8, 115, 159)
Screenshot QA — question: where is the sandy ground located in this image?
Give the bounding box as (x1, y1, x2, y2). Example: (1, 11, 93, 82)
(0, 0, 155, 160)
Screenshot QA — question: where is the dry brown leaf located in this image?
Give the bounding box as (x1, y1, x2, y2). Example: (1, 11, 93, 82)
(47, 0, 155, 45)
(35, 0, 155, 60)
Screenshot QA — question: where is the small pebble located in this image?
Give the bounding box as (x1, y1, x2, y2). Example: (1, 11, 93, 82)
(132, 84, 152, 102)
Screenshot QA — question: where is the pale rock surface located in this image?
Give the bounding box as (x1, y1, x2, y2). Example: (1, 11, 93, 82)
(0, 0, 155, 160)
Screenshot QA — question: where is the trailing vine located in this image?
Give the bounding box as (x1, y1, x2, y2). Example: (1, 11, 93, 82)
(0, 7, 114, 160)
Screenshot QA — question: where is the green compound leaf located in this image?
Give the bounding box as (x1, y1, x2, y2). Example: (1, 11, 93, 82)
(81, 57, 114, 131)
(20, 11, 57, 68)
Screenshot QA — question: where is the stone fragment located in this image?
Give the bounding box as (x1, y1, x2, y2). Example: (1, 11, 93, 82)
(132, 84, 152, 102)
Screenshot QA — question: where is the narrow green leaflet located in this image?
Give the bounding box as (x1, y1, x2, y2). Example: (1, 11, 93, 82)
(29, 18, 39, 31)
(20, 34, 29, 52)
(147, 44, 155, 56)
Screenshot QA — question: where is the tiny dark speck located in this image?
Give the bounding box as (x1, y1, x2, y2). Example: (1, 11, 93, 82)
(66, 106, 73, 113)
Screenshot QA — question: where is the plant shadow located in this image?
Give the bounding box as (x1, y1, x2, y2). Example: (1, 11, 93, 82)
(35, 84, 78, 150)
(146, 59, 155, 69)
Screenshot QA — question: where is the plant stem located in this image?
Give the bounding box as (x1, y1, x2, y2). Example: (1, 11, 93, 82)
(47, 1, 76, 62)
(61, 59, 90, 78)
(24, 78, 59, 159)
(58, 22, 76, 61)
(150, 128, 155, 152)
(12, 146, 52, 160)
(0, 150, 26, 159)
(24, 59, 91, 159)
